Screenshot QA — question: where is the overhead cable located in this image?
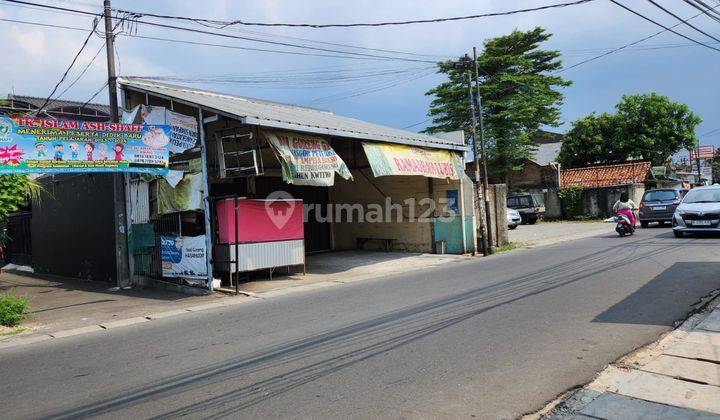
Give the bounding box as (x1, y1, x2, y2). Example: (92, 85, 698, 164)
(558, 9, 710, 72)
(35, 17, 100, 115)
(115, 0, 595, 28)
(609, 0, 720, 52)
(647, 0, 720, 43)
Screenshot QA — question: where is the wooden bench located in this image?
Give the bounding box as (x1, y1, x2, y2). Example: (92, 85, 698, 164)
(356, 237, 394, 252)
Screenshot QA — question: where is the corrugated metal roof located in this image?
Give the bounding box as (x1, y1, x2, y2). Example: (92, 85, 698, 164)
(6, 94, 110, 115)
(530, 142, 562, 166)
(118, 77, 466, 151)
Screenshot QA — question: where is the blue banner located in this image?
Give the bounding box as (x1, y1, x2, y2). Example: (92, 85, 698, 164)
(0, 115, 170, 174)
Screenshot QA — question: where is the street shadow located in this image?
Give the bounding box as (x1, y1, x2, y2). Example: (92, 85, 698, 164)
(42, 235, 692, 419)
(593, 261, 720, 326)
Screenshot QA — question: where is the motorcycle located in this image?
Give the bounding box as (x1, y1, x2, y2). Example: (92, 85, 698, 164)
(605, 210, 636, 237)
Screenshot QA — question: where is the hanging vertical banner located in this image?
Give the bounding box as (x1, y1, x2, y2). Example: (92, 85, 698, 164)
(0, 115, 170, 174)
(161, 235, 207, 278)
(362, 142, 465, 180)
(157, 172, 203, 214)
(138, 105, 198, 154)
(264, 131, 353, 186)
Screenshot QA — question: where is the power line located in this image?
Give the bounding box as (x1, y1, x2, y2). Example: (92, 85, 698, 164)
(609, 0, 720, 52)
(647, 0, 720, 43)
(683, 0, 720, 22)
(115, 0, 595, 28)
(0, 0, 439, 64)
(558, 8, 711, 72)
(80, 80, 109, 109)
(35, 17, 100, 115)
(45, 42, 106, 109)
(402, 117, 432, 129)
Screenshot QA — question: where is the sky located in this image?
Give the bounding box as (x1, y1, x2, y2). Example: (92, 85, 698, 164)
(1, 0, 719, 150)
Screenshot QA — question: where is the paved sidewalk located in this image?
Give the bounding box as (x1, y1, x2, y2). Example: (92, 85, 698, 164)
(530, 294, 720, 419)
(509, 221, 609, 247)
(0, 251, 468, 348)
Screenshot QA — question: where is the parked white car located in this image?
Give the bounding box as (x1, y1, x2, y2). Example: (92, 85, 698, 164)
(507, 208, 522, 230)
(672, 185, 720, 238)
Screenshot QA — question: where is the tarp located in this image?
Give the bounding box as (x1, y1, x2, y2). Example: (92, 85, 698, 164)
(161, 235, 207, 278)
(216, 198, 304, 244)
(157, 172, 203, 214)
(264, 131, 352, 186)
(362, 142, 465, 180)
(0, 115, 170, 175)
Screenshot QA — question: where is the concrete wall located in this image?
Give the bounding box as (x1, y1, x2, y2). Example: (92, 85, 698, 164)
(486, 184, 509, 248)
(329, 169, 433, 253)
(431, 177, 476, 254)
(575, 183, 646, 218)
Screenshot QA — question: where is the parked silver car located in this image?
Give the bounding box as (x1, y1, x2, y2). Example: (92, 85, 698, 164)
(672, 185, 720, 238)
(506, 208, 522, 230)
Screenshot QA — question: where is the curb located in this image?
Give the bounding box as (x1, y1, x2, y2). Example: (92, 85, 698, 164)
(523, 289, 720, 419)
(0, 278, 363, 351)
(0, 296, 255, 351)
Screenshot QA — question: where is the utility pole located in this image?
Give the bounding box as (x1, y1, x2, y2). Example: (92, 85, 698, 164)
(472, 47, 494, 254)
(466, 71, 489, 256)
(696, 145, 702, 185)
(104, 0, 129, 286)
(104, 0, 118, 122)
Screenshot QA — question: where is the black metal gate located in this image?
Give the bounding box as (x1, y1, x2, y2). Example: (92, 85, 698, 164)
(4, 212, 32, 266)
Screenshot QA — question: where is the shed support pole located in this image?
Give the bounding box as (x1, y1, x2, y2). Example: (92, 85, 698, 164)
(459, 178, 468, 255)
(198, 108, 214, 291)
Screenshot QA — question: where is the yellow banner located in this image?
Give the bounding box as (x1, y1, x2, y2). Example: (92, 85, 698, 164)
(362, 142, 465, 180)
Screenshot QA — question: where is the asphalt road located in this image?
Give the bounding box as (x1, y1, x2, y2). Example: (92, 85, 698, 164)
(3, 228, 720, 419)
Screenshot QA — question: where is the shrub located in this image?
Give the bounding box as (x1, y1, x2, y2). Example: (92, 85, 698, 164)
(0, 293, 29, 327)
(558, 185, 584, 219)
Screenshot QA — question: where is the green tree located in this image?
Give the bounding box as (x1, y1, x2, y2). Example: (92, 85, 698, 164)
(424, 27, 570, 181)
(0, 175, 42, 245)
(557, 112, 621, 168)
(559, 93, 701, 168)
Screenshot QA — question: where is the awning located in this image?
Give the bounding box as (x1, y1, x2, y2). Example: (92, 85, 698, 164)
(362, 142, 465, 180)
(264, 131, 353, 187)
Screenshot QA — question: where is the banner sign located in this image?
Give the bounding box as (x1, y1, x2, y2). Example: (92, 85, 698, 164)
(137, 106, 197, 154)
(157, 172, 203, 214)
(362, 142, 465, 180)
(0, 115, 170, 175)
(161, 235, 207, 278)
(689, 145, 715, 161)
(264, 131, 353, 186)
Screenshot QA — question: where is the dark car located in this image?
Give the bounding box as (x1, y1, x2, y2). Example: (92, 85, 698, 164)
(507, 194, 544, 224)
(639, 188, 687, 228)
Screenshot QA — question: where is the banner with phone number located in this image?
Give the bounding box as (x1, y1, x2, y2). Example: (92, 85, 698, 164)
(0, 115, 170, 175)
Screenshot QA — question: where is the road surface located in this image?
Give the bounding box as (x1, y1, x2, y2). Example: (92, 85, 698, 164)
(2, 228, 720, 419)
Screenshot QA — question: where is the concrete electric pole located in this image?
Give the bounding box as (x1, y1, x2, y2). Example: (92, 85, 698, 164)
(104, 0, 130, 286)
(465, 71, 489, 256)
(472, 47, 494, 254)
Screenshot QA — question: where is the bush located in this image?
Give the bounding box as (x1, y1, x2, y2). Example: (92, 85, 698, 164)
(558, 185, 584, 219)
(0, 293, 29, 327)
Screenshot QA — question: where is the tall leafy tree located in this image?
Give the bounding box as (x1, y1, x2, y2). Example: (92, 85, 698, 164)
(559, 93, 701, 168)
(0, 175, 42, 246)
(424, 27, 570, 181)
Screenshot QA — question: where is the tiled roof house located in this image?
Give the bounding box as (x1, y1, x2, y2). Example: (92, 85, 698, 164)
(560, 162, 651, 189)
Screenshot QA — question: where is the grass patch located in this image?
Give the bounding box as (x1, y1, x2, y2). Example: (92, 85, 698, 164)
(0, 326, 29, 336)
(0, 293, 30, 327)
(495, 241, 531, 253)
